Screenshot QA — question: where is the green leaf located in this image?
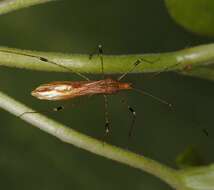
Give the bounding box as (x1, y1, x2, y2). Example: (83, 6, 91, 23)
(179, 164, 214, 190)
(165, 0, 214, 37)
(176, 146, 205, 169)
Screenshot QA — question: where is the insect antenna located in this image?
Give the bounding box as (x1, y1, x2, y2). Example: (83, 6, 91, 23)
(132, 88, 173, 108)
(0, 49, 90, 81)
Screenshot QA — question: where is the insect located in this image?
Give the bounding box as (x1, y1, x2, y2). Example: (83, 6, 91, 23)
(0, 46, 172, 137)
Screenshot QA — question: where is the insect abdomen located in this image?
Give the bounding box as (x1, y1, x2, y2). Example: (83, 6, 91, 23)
(31, 81, 80, 100)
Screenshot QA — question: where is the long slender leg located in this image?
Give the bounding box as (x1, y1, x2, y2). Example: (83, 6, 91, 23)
(19, 105, 65, 118)
(98, 44, 105, 79)
(103, 95, 110, 135)
(98, 45, 110, 135)
(128, 106, 136, 137)
(117, 56, 181, 81)
(117, 57, 158, 81)
(0, 49, 90, 81)
(95, 45, 111, 140)
(118, 59, 141, 81)
(88, 44, 105, 78)
(19, 99, 81, 118)
(119, 95, 136, 137)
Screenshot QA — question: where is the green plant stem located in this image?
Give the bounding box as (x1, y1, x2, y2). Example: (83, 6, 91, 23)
(181, 66, 214, 81)
(0, 44, 214, 81)
(0, 0, 55, 15)
(0, 90, 189, 190)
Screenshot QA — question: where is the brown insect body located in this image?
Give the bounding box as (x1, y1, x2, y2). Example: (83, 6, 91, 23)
(31, 78, 132, 101)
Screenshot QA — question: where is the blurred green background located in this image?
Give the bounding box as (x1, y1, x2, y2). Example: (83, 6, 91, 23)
(0, 0, 214, 189)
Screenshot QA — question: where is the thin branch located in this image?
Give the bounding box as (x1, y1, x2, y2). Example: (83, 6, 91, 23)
(0, 0, 56, 15)
(0, 90, 187, 190)
(180, 66, 214, 81)
(0, 44, 214, 81)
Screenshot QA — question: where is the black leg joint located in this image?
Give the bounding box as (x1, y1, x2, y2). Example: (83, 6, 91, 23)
(128, 106, 136, 116)
(53, 106, 64, 112)
(134, 59, 141, 66)
(98, 44, 103, 54)
(39, 57, 49, 62)
(105, 122, 110, 134)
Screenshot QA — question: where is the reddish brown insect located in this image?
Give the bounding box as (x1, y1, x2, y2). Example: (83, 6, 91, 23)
(31, 79, 132, 100)
(0, 46, 172, 136)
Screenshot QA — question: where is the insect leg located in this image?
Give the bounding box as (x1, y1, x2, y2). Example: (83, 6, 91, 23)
(19, 98, 83, 118)
(103, 95, 110, 135)
(99, 45, 110, 135)
(88, 44, 105, 79)
(19, 105, 65, 118)
(0, 49, 90, 81)
(117, 59, 141, 81)
(97, 45, 111, 136)
(118, 55, 182, 81)
(117, 57, 161, 81)
(119, 95, 136, 137)
(98, 44, 105, 79)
